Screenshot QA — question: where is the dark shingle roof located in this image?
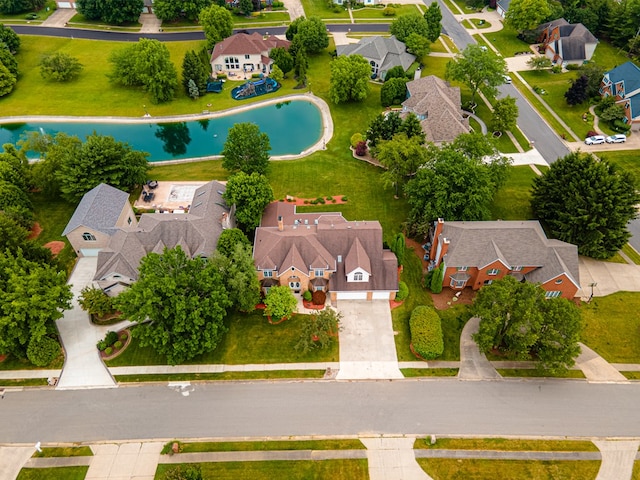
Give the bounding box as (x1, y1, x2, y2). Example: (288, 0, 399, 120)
(62, 184, 130, 236)
(336, 36, 416, 74)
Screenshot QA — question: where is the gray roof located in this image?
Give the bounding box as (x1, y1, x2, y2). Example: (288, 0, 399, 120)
(336, 36, 416, 75)
(94, 181, 232, 283)
(402, 75, 470, 143)
(539, 18, 597, 61)
(62, 184, 130, 236)
(440, 221, 580, 288)
(254, 203, 398, 293)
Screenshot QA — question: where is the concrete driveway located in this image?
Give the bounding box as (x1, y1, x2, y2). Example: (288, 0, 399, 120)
(335, 300, 403, 380)
(578, 256, 640, 298)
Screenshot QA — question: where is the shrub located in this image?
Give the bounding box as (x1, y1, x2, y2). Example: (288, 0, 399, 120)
(551, 65, 562, 74)
(409, 306, 444, 360)
(97, 340, 107, 351)
(105, 331, 119, 346)
(382, 6, 396, 15)
(350, 132, 363, 148)
(104, 347, 113, 356)
(565, 63, 580, 70)
(315, 197, 326, 204)
(113, 340, 123, 349)
(216, 74, 227, 79)
(120, 332, 128, 341)
(429, 263, 444, 293)
(586, 130, 599, 137)
(312, 290, 326, 305)
(396, 281, 409, 301)
(161, 464, 202, 480)
(613, 119, 631, 133)
(423, 270, 434, 289)
(341, 196, 348, 202)
(355, 141, 368, 156)
(326, 196, 333, 201)
(272, 0, 284, 6)
(27, 336, 60, 367)
(79, 286, 115, 317)
(303, 290, 312, 301)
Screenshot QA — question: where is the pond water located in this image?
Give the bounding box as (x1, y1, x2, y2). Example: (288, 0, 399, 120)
(0, 100, 323, 162)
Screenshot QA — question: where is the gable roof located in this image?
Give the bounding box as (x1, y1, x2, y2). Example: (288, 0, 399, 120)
(336, 36, 416, 74)
(62, 183, 130, 236)
(539, 18, 597, 61)
(439, 221, 580, 288)
(402, 75, 469, 143)
(210, 33, 290, 61)
(254, 203, 397, 292)
(94, 181, 232, 283)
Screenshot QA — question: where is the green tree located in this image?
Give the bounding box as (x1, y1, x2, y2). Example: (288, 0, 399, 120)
(404, 32, 430, 58)
(76, 0, 101, 19)
(293, 45, 308, 85)
(429, 262, 444, 293)
(329, 54, 371, 104)
(377, 133, 428, 196)
(285, 16, 304, 40)
(472, 276, 581, 373)
(26, 335, 61, 367)
(153, 0, 209, 21)
(182, 50, 208, 97)
(294, 307, 342, 353)
(366, 111, 403, 148)
(200, 4, 234, 49)
(505, 0, 551, 32)
(28, 132, 81, 198)
(446, 44, 507, 104)
(239, 0, 253, 14)
(579, 63, 606, 98)
(0, 214, 52, 262)
(527, 55, 552, 70)
(269, 46, 293, 76)
(0, 60, 16, 97)
(77, 0, 143, 24)
(391, 232, 406, 266)
(269, 64, 284, 84)
(490, 96, 519, 133)
(423, 1, 442, 43)
(565, 74, 589, 105)
(109, 39, 178, 104)
(599, 103, 626, 123)
(78, 286, 115, 318)
(399, 112, 425, 143)
(216, 243, 261, 312)
(0, 249, 72, 361)
(389, 12, 430, 42)
(380, 77, 407, 107)
(0, 24, 19, 53)
(56, 133, 150, 202)
(531, 151, 640, 259)
(216, 228, 251, 257)
(0, 179, 31, 213)
(0, 45, 18, 77)
(39, 53, 83, 82)
(263, 285, 297, 320)
(223, 172, 274, 234)
(222, 122, 271, 175)
(384, 65, 409, 81)
(116, 246, 232, 365)
(296, 16, 329, 54)
(188, 79, 199, 99)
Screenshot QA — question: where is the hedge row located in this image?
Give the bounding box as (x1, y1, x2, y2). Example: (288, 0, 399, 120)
(409, 306, 444, 360)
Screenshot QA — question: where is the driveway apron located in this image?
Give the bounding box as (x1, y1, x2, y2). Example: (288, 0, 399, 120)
(458, 317, 502, 380)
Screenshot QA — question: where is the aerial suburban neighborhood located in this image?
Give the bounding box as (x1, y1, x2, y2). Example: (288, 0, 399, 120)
(0, 0, 640, 477)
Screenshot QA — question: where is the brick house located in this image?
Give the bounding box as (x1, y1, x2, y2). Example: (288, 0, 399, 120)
(599, 61, 640, 132)
(210, 33, 290, 77)
(253, 202, 398, 303)
(426, 219, 580, 299)
(538, 18, 598, 66)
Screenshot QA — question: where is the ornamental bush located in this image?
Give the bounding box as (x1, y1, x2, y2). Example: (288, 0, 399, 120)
(355, 141, 368, 156)
(303, 290, 312, 301)
(105, 331, 119, 346)
(27, 336, 61, 367)
(409, 306, 443, 360)
(396, 281, 409, 301)
(113, 340, 123, 349)
(104, 347, 113, 356)
(350, 132, 363, 148)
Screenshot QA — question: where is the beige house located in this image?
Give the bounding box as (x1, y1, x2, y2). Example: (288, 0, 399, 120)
(401, 75, 470, 144)
(62, 184, 137, 257)
(210, 33, 291, 77)
(253, 202, 398, 304)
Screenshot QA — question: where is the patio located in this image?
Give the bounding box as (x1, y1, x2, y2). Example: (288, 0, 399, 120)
(134, 181, 207, 212)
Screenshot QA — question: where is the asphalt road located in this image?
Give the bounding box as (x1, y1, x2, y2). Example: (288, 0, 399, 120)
(2, 380, 640, 443)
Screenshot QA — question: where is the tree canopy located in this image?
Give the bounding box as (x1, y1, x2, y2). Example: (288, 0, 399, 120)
(200, 5, 234, 49)
(264, 285, 297, 320)
(181, 50, 209, 98)
(222, 122, 271, 175)
(389, 12, 430, 42)
(329, 54, 371, 104)
(39, 53, 83, 82)
(292, 16, 329, 54)
(380, 77, 408, 107)
(423, 1, 442, 43)
(77, 0, 144, 24)
(109, 39, 178, 104)
(214, 242, 261, 312)
(0, 23, 19, 53)
(270, 46, 294, 76)
(531, 151, 640, 259)
(223, 172, 274, 234)
(216, 228, 251, 257)
(445, 44, 507, 104)
(153, 0, 209, 21)
(472, 276, 581, 373)
(504, 0, 551, 32)
(490, 96, 519, 133)
(116, 246, 232, 365)
(377, 133, 427, 196)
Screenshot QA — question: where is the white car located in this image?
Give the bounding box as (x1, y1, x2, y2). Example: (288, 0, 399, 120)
(606, 134, 627, 143)
(585, 135, 606, 145)
(503, 75, 512, 84)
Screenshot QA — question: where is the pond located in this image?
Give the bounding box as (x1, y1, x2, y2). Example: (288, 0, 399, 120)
(0, 99, 323, 162)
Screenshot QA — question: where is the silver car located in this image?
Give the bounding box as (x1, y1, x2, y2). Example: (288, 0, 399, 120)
(606, 134, 627, 143)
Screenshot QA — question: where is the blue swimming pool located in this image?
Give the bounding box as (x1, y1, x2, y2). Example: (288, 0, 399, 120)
(0, 99, 323, 162)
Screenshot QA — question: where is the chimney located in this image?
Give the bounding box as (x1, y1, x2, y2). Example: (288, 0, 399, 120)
(277, 215, 283, 231)
(429, 218, 445, 260)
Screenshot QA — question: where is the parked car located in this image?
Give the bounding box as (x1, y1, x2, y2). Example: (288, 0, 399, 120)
(606, 134, 627, 143)
(503, 75, 512, 84)
(585, 135, 606, 145)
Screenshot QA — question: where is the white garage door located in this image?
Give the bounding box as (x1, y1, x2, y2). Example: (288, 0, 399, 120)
(336, 291, 368, 300)
(57, 1, 72, 7)
(80, 248, 101, 257)
(372, 291, 390, 300)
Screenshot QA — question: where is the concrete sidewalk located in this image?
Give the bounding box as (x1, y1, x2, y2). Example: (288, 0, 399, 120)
(361, 437, 432, 480)
(594, 440, 640, 480)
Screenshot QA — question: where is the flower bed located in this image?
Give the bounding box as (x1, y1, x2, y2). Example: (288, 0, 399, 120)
(99, 329, 131, 360)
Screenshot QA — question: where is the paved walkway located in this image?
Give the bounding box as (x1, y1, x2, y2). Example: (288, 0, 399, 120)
(458, 317, 502, 380)
(335, 301, 403, 380)
(40, 8, 76, 27)
(594, 440, 640, 480)
(576, 343, 629, 384)
(361, 437, 432, 480)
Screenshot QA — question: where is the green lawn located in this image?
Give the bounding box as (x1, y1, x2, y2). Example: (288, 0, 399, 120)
(0, 352, 63, 370)
(351, 4, 419, 18)
(581, 292, 640, 363)
(114, 370, 325, 382)
(414, 438, 598, 451)
(496, 368, 586, 379)
(418, 459, 600, 480)
(175, 439, 365, 452)
(599, 150, 640, 189)
(590, 41, 632, 71)
(481, 26, 533, 58)
(401, 368, 459, 377)
(33, 447, 93, 458)
(232, 11, 291, 26)
(490, 165, 537, 220)
(298, 0, 349, 19)
(17, 467, 89, 480)
(155, 460, 369, 479)
(106, 310, 339, 367)
(622, 244, 640, 265)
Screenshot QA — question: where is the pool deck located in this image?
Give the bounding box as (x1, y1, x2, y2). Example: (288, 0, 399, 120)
(0, 93, 334, 165)
(135, 181, 207, 212)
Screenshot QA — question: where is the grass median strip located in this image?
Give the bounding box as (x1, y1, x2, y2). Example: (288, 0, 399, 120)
(33, 447, 93, 458)
(401, 368, 459, 377)
(414, 437, 598, 451)
(622, 244, 640, 265)
(496, 369, 586, 379)
(114, 371, 326, 382)
(167, 439, 365, 453)
(17, 466, 89, 480)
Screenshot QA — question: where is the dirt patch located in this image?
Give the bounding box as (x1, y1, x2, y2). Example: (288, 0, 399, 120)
(431, 287, 476, 310)
(27, 222, 42, 240)
(44, 241, 65, 256)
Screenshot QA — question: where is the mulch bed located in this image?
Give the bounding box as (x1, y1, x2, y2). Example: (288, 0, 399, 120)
(99, 329, 132, 361)
(27, 222, 42, 240)
(431, 287, 476, 310)
(281, 195, 347, 206)
(389, 299, 404, 310)
(43, 241, 65, 256)
(303, 300, 325, 310)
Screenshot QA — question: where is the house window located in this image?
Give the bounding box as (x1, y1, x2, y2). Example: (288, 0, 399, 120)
(289, 281, 301, 290)
(314, 285, 323, 292)
(555, 278, 563, 284)
(354, 272, 363, 281)
(450, 278, 467, 288)
(545, 291, 562, 298)
(487, 268, 500, 276)
(512, 266, 523, 272)
(82, 232, 96, 241)
(314, 269, 324, 277)
(369, 60, 378, 77)
(245, 54, 250, 59)
(263, 270, 273, 278)
(483, 279, 493, 285)
(457, 266, 468, 272)
(127, 217, 132, 225)
(225, 57, 240, 69)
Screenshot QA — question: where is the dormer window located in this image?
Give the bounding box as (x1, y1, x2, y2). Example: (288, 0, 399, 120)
(263, 270, 273, 278)
(82, 232, 96, 241)
(354, 272, 363, 281)
(314, 269, 324, 277)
